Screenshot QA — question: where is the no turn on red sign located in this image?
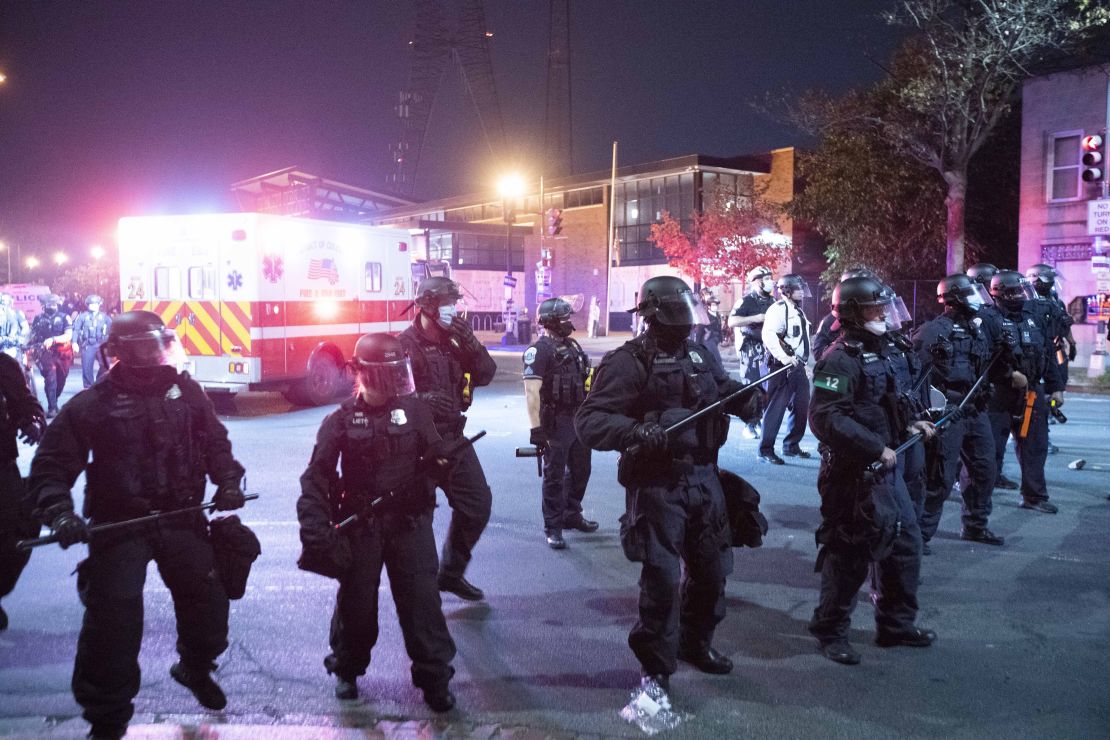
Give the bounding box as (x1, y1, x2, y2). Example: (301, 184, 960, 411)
(1088, 199, 1110, 235)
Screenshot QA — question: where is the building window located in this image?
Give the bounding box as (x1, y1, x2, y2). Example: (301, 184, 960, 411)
(154, 266, 179, 300)
(1048, 132, 1082, 202)
(187, 266, 216, 299)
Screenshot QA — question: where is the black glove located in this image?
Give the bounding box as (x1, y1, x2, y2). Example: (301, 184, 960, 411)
(529, 426, 548, 452)
(1068, 342, 1077, 362)
(658, 408, 696, 452)
(18, 416, 46, 445)
(448, 316, 484, 356)
(421, 438, 458, 482)
(213, 479, 246, 511)
(724, 381, 765, 424)
(51, 510, 88, 549)
(415, 391, 454, 418)
(627, 421, 668, 454)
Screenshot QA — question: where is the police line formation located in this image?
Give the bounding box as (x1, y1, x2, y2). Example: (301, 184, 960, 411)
(0, 263, 1083, 738)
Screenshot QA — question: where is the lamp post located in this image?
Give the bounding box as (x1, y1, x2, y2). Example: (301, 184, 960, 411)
(497, 173, 525, 345)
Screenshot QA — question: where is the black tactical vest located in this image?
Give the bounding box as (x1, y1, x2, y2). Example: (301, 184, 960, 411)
(337, 402, 431, 519)
(539, 336, 590, 414)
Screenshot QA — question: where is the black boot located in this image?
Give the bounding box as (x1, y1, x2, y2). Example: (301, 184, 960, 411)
(170, 661, 227, 710)
(0, 602, 7, 631)
(87, 722, 127, 740)
(423, 685, 456, 712)
(437, 573, 484, 601)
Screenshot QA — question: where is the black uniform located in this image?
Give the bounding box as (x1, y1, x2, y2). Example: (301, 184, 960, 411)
(731, 292, 773, 384)
(523, 335, 592, 532)
(694, 309, 724, 366)
(27, 364, 244, 730)
(989, 303, 1064, 505)
(808, 329, 924, 645)
(0, 354, 45, 621)
(298, 394, 456, 694)
(575, 335, 755, 678)
(884, 332, 928, 522)
(29, 310, 73, 413)
(72, 310, 112, 388)
(913, 312, 999, 539)
(811, 313, 841, 362)
(398, 321, 497, 582)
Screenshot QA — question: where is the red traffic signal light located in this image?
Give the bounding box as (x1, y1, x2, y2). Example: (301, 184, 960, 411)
(546, 208, 563, 236)
(1082, 134, 1104, 182)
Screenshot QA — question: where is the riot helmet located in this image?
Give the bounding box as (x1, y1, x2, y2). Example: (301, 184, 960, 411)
(103, 310, 179, 367)
(776, 274, 811, 300)
(0, 293, 12, 308)
(990, 270, 1035, 311)
(831, 276, 891, 331)
(39, 293, 62, 315)
(85, 294, 103, 308)
(352, 333, 415, 398)
(966, 263, 998, 288)
(879, 283, 912, 331)
(937, 274, 989, 314)
(537, 297, 574, 338)
(747, 266, 774, 295)
(414, 276, 464, 327)
(839, 267, 876, 282)
(631, 275, 709, 327)
(1024, 263, 1063, 297)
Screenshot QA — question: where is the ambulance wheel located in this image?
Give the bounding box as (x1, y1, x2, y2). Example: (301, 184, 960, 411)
(290, 355, 341, 406)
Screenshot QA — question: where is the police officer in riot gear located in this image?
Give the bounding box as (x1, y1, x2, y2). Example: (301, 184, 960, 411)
(808, 276, 937, 665)
(1025, 264, 1074, 450)
(967, 264, 1021, 490)
(812, 267, 877, 362)
(523, 297, 596, 549)
(27, 310, 246, 739)
(0, 293, 27, 360)
(575, 275, 762, 701)
(29, 293, 74, 417)
(399, 277, 497, 601)
(0, 352, 46, 631)
(759, 274, 812, 463)
(72, 294, 112, 388)
(988, 271, 1065, 513)
(728, 266, 774, 438)
(298, 333, 457, 711)
(913, 275, 1008, 547)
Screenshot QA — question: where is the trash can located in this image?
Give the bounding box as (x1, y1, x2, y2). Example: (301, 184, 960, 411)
(516, 319, 532, 345)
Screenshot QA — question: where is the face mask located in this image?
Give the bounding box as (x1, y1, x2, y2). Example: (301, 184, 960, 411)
(44, 306, 57, 316)
(553, 320, 574, 338)
(89, 304, 101, 314)
(437, 305, 457, 327)
(759, 279, 773, 295)
(863, 319, 887, 336)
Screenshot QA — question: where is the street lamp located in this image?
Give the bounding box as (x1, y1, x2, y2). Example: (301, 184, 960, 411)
(0, 242, 9, 285)
(496, 173, 526, 345)
(26, 256, 39, 271)
(54, 251, 68, 267)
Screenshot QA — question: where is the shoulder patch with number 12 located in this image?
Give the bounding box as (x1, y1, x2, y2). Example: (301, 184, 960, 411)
(813, 371, 848, 394)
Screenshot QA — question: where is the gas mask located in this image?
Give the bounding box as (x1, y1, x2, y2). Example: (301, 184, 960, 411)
(43, 305, 58, 316)
(550, 320, 574, 338)
(650, 322, 692, 349)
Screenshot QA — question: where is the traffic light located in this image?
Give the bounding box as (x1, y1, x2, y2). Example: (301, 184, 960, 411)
(546, 208, 563, 236)
(1082, 134, 1105, 182)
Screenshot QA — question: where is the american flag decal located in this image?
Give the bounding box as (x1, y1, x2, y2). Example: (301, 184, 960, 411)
(307, 258, 340, 285)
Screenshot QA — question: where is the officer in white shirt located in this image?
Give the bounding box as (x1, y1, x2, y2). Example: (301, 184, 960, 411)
(758, 274, 812, 464)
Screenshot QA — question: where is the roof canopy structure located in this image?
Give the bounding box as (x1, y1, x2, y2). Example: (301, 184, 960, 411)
(231, 167, 414, 222)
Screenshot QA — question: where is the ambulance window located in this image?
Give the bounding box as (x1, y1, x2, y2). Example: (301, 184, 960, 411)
(188, 266, 216, 299)
(154, 266, 180, 299)
(364, 262, 383, 293)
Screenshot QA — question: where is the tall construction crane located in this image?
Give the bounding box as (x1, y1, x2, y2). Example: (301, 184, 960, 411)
(388, 0, 506, 196)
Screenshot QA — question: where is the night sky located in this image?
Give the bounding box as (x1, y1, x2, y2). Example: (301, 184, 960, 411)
(0, 0, 904, 258)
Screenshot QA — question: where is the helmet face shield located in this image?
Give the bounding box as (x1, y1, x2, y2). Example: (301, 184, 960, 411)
(112, 328, 180, 367)
(654, 290, 710, 326)
(884, 294, 911, 330)
(356, 356, 416, 397)
(776, 280, 812, 300)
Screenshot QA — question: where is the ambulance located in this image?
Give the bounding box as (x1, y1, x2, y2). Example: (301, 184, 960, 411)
(118, 213, 422, 405)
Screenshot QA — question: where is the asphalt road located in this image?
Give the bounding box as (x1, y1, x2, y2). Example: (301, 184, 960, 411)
(1, 357, 1108, 738)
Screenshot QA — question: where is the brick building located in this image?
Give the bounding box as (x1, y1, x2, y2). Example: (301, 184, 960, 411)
(372, 150, 810, 336)
(1019, 63, 1110, 372)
